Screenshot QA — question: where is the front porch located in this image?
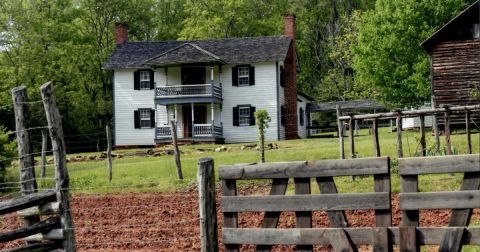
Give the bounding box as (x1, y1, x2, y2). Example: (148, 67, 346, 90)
(155, 123, 224, 144)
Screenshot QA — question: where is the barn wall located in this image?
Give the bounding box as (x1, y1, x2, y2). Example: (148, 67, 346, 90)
(432, 39, 480, 126)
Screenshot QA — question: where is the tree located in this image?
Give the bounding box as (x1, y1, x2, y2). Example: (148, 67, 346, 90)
(254, 110, 271, 163)
(353, 0, 475, 108)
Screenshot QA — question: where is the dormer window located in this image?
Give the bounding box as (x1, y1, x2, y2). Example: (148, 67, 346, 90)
(140, 71, 151, 89)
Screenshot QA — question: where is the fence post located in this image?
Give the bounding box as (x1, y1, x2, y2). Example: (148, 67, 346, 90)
(443, 105, 452, 155)
(197, 157, 218, 252)
(465, 110, 471, 154)
(170, 120, 183, 180)
(336, 105, 344, 159)
(11, 86, 40, 227)
(372, 119, 380, 157)
(40, 82, 76, 252)
(419, 115, 426, 157)
(41, 129, 48, 178)
(106, 125, 112, 182)
(396, 111, 403, 158)
(348, 114, 355, 159)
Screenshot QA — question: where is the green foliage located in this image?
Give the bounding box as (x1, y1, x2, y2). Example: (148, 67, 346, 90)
(0, 125, 16, 184)
(353, 0, 474, 108)
(254, 110, 271, 163)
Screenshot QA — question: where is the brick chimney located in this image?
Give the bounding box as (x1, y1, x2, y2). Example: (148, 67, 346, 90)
(283, 13, 298, 140)
(115, 22, 128, 45)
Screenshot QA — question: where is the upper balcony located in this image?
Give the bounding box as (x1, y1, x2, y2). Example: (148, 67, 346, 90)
(155, 84, 222, 105)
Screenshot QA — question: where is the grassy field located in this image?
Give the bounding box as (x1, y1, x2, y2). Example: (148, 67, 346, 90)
(4, 127, 480, 194)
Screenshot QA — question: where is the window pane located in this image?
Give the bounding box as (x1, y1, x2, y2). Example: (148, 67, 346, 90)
(238, 66, 249, 86)
(140, 81, 150, 89)
(140, 71, 150, 81)
(239, 107, 250, 126)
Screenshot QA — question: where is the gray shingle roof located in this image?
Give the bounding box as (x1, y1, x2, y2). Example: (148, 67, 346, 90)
(103, 36, 292, 69)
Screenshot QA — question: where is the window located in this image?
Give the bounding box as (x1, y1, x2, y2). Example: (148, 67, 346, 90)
(299, 107, 305, 126)
(239, 106, 251, 126)
(139, 109, 151, 128)
(238, 66, 250, 86)
(139, 71, 150, 89)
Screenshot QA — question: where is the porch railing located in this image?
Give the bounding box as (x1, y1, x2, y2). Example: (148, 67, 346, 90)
(155, 124, 223, 139)
(155, 84, 222, 99)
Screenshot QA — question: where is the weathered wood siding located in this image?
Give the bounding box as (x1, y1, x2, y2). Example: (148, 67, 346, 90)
(432, 40, 480, 126)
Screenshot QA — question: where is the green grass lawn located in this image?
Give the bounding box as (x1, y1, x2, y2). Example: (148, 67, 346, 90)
(3, 127, 480, 194)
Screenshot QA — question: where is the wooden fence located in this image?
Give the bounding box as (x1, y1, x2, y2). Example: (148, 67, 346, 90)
(197, 154, 480, 252)
(336, 104, 480, 159)
(1, 83, 76, 251)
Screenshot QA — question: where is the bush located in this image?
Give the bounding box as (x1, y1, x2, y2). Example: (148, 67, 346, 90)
(0, 125, 16, 185)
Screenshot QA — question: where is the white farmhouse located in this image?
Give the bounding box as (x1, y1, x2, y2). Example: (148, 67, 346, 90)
(104, 14, 313, 146)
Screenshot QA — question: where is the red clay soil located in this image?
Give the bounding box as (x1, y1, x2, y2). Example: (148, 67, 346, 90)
(0, 184, 478, 251)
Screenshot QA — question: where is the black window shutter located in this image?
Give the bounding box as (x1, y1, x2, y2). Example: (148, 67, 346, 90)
(281, 105, 286, 126)
(232, 66, 238, 86)
(249, 66, 255, 86)
(249, 106, 256, 126)
(134, 70, 140, 90)
(134, 110, 140, 128)
(150, 109, 155, 128)
(149, 70, 155, 89)
(299, 107, 304, 126)
(233, 107, 239, 126)
(280, 66, 285, 87)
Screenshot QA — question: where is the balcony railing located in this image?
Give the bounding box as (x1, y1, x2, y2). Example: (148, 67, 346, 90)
(156, 124, 222, 139)
(155, 84, 222, 99)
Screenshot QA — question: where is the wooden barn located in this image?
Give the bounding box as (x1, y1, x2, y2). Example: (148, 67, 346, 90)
(421, 0, 480, 127)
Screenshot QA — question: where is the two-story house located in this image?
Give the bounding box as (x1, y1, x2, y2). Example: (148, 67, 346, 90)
(104, 14, 312, 146)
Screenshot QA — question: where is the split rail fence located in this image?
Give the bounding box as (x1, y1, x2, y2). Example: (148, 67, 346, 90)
(336, 104, 480, 159)
(0, 83, 76, 251)
(197, 154, 480, 252)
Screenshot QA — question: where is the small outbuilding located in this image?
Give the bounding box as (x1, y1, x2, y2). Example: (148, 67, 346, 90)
(421, 0, 480, 126)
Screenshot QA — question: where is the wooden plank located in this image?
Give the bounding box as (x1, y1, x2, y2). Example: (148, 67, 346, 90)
(40, 82, 76, 252)
(23, 228, 64, 241)
(419, 115, 426, 157)
(400, 175, 419, 226)
(372, 227, 389, 252)
(466, 110, 472, 154)
(336, 105, 345, 159)
(399, 226, 417, 252)
(294, 177, 312, 252)
(0, 217, 60, 243)
(398, 155, 480, 175)
(197, 158, 218, 252)
(17, 202, 60, 217)
(2, 241, 59, 252)
(11, 86, 40, 228)
(444, 106, 452, 155)
(106, 125, 113, 182)
(399, 191, 480, 210)
(219, 157, 389, 179)
(372, 119, 380, 157)
(221, 192, 391, 212)
(222, 179, 238, 252)
(396, 112, 403, 158)
(222, 227, 480, 245)
(325, 228, 355, 252)
(374, 159, 391, 227)
(0, 191, 57, 215)
(256, 178, 289, 252)
(438, 227, 464, 252)
(170, 120, 183, 179)
(315, 177, 348, 227)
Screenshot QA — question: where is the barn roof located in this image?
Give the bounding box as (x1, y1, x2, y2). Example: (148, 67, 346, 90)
(421, 0, 480, 52)
(104, 36, 292, 69)
(306, 99, 385, 112)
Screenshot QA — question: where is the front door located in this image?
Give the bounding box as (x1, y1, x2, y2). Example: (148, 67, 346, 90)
(181, 67, 206, 85)
(182, 105, 207, 138)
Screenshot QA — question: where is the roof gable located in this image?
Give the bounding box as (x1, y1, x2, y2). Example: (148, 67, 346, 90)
(421, 0, 480, 52)
(104, 36, 293, 69)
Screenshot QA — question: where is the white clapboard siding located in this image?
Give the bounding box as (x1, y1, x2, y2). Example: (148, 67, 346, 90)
(222, 62, 279, 143)
(402, 116, 433, 129)
(114, 69, 155, 145)
(278, 62, 286, 140)
(297, 95, 309, 139)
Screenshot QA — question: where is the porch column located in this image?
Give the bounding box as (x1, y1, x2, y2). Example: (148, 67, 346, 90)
(165, 67, 168, 85)
(166, 105, 169, 125)
(174, 104, 178, 121)
(211, 103, 214, 125)
(210, 66, 214, 84)
(191, 103, 195, 141)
